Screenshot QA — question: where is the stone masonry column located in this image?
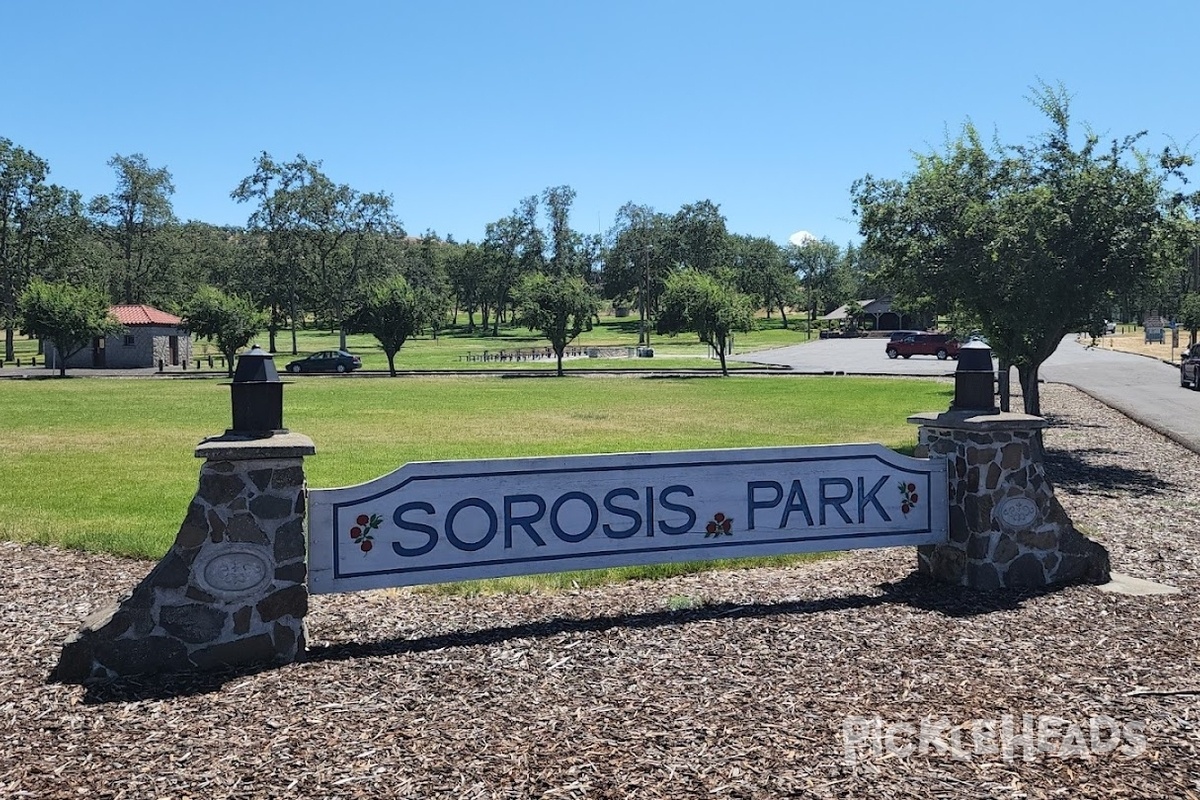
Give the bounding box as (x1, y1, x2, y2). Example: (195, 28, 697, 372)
(53, 433, 316, 683)
(909, 410, 1109, 590)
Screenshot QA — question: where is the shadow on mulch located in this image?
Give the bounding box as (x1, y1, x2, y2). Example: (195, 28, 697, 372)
(1044, 448, 1171, 495)
(1040, 412, 1107, 429)
(76, 661, 278, 705)
(301, 573, 1059, 662)
(73, 573, 1077, 704)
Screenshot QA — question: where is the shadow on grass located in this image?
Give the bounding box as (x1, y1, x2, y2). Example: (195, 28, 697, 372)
(438, 327, 544, 344)
(595, 319, 644, 336)
(77, 571, 1073, 703)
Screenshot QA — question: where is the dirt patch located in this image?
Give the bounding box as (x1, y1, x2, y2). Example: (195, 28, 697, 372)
(2, 384, 1198, 799)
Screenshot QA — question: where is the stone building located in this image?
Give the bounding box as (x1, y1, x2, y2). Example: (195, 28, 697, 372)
(46, 305, 192, 370)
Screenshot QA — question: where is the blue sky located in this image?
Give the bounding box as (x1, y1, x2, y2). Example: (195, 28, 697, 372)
(7, 1, 1200, 248)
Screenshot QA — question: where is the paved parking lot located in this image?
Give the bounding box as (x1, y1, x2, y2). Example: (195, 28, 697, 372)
(733, 335, 1200, 455)
(729, 336, 971, 376)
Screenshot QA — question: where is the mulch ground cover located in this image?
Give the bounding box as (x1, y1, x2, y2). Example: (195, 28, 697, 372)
(2, 383, 1198, 799)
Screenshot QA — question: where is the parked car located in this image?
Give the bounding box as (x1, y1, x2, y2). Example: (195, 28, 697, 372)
(1181, 344, 1200, 390)
(285, 350, 362, 373)
(885, 332, 960, 360)
(1105, 320, 1117, 334)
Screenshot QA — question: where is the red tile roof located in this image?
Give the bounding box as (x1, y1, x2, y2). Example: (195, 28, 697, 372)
(110, 305, 183, 326)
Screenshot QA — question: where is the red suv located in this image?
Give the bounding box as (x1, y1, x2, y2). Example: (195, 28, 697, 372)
(885, 332, 960, 360)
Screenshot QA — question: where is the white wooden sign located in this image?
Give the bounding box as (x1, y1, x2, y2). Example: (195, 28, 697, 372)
(307, 444, 948, 594)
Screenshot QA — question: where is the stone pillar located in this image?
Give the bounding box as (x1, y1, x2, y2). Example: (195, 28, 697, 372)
(53, 433, 316, 683)
(909, 410, 1109, 590)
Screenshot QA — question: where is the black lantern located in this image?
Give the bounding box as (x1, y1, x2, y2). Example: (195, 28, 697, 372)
(227, 346, 287, 436)
(951, 339, 998, 413)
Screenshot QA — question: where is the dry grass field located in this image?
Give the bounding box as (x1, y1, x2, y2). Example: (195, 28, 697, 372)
(1089, 329, 1196, 364)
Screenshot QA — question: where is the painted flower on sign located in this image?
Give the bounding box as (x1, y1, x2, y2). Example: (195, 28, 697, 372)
(705, 512, 733, 537)
(349, 513, 383, 552)
(898, 482, 919, 515)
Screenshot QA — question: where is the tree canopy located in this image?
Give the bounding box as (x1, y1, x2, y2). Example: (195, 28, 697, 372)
(346, 275, 431, 376)
(18, 279, 122, 377)
(88, 153, 177, 306)
(513, 272, 598, 376)
(852, 84, 1195, 414)
(657, 269, 755, 376)
(183, 285, 266, 378)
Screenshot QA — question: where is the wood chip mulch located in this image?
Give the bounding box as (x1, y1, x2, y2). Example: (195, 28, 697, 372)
(2, 383, 1199, 799)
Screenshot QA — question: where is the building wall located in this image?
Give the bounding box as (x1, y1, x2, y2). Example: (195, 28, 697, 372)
(47, 326, 193, 369)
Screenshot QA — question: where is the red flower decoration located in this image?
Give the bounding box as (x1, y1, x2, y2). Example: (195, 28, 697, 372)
(898, 482, 920, 515)
(705, 512, 733, 538)
(349, 513, 382, 552)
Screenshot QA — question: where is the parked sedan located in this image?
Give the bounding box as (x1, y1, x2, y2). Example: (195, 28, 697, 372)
(285, 350, 362, 373)
(1181, 344, 1200, 390)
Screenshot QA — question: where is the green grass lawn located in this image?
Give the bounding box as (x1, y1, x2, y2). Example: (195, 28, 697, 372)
(218, 314, 809, 372)
(0, 375, 951, 561)
(3, 313, 811, 372)
(1, 335, 41, 366)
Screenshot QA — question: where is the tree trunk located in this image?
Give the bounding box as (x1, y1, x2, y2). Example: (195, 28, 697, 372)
(268, 301, 282, 353)
(491, 294, 504, 337)
(1017, 362, 1044, 417)
(997, 357, 1011, 412)
(716, 336, 729, 376)
(5, 325, 13, 362)
(777, 302, 789, 329)
(289, 286, 298, 355)
(1017, 361, 1044, 460)
(556, 348, 564, 377)
(386, 350, 397, 377)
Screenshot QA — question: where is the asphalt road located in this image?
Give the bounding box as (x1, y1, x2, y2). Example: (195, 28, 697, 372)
(732, 336, 1200, 455)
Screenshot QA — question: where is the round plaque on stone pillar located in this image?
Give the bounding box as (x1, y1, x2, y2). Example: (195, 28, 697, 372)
(193, 545, 274, 601)
(996, 496, 1039, 531)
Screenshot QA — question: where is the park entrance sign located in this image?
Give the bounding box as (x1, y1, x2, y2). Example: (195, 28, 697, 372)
(307, 444, 948, 594)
